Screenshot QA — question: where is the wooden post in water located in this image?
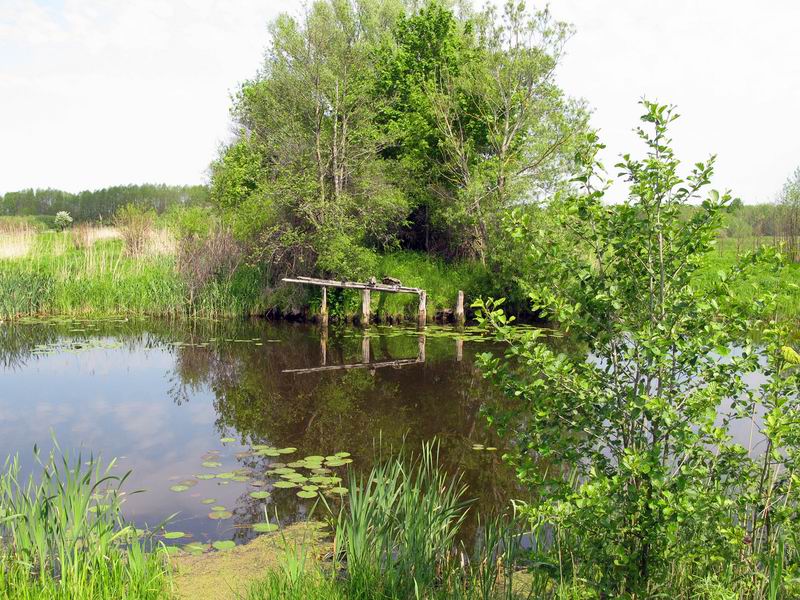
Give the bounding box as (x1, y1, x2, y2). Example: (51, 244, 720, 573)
(455, 290, 465, 324)
(362, 335, 371, 364)
(418, 333, 426, 363)
(320, 326, 328, 366)
(361, 288, 371, 325)
(320, 286, 328, 327)
(455, 337, 463, 362)
(418, 290, 427, 326)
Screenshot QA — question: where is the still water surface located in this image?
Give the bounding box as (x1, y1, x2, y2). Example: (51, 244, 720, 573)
(0, 318, 520, 546)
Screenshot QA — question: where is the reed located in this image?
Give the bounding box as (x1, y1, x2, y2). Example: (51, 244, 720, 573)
(0, 443, 171, 599)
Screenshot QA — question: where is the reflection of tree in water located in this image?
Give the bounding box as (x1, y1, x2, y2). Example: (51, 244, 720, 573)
(171, 324, 528, 522)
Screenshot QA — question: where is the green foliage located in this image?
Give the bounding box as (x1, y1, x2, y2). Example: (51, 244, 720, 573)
(53, 210, 73, 231)
(476, 101, 800, 596)
(0, 184, 208, 223)
(210, 0, 585, 284)
(0, 444, 170, 599)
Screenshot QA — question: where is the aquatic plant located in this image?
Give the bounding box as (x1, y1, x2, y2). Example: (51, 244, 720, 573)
(0, 443, 170, 599)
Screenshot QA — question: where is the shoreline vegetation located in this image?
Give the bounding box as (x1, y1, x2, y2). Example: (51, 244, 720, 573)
(1, 218, 799, 322)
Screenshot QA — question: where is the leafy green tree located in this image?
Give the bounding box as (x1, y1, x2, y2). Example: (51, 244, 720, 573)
(476, 102, 800, 596)
(53, 211, 73, 231)
(212, 0, 408, 279)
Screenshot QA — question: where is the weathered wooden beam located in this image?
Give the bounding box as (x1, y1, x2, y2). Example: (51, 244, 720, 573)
(283, 357, 422, 374)
(418, 290, 427, 326)
(282, 276, 422, 295)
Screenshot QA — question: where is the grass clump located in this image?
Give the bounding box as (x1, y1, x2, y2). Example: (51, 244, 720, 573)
(0, 444, 170, 599)
(248, 442, 542, 600)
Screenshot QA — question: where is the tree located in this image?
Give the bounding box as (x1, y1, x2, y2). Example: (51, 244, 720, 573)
(53, 211, 72, 231)
(212, 0, 408, 280)
(476, 102, 800, 596)
(778, 166, 800, 261)
(374, 1, 586, 260)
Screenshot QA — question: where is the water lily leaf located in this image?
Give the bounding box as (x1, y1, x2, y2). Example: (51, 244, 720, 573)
(269, 463, 286, 469)
(220, 437, 236, 444)
(302, 485, 318, 492)
(250, 480, 266, 487)
(296, 490, 317, 499)
(485, 447, 498, 451)
(170, 485, 190, 493)
(201, 498, 217, 505)
(287, 462, 306, 468)
(324, 460, 346, 467)
(277, 447, 297, 454)
(329, 487, 349, 495)
(160, 545, 181, 555)
(334, 452, 351, 458)
(231, 476, 250, 482)
(212, 540, 235, 551)
(253, 523, 279, 533)
(202, 461, 222, 468)
(209, 511, 233, 520)
(196, 474, 216, 480)
(216, 472, 235, 479)
(211, 505, 227, 512)
(249, 491, 271, 500)
(184, 542, 207, 555)
(164, 531, 185, 540)
(274, 467, 295, 475)
(273, 481, 297, 489)
(304, 456, 324, 462)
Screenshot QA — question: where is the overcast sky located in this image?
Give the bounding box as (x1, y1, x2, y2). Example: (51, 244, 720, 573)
(1, 0, 798, 202)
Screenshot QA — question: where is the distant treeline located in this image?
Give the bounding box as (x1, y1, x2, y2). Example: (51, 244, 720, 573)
(0, 184, 209, 222)
(720, 168, 800, 260)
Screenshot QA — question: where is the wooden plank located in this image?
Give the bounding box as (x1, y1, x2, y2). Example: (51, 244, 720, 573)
(282, 276, 422, 295)
(283, 357, 422, 374)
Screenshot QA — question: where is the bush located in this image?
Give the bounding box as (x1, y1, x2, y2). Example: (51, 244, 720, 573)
(53, 210, 72, 231)
(114, 203, 156, 256)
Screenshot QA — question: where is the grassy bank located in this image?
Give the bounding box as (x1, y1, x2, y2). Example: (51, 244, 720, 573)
(0, 227, 490, 321)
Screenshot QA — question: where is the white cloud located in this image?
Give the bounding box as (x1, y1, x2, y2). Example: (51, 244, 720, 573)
(1, 0, 798, 203)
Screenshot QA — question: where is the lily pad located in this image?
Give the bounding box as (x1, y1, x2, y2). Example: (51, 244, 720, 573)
(196, 474, 216, 480)
(287, 462, 306, 468)
(164, 531, 186, 540)
(170, 485, 190, 493)
(334, 452, 351, 458)
(212, 540, 236, 551)
(273, 481, 297, 489)
(253, 523, 279, 533)
(211, 505, 227, 512)
(220, 437, 236, 444)
(304, 455, 324, 462)
(216, 472, 235, 479)
(209, 510, 233, 520)
(277, 447, 297, 454)
(329, 487, 349, 495)
(249, 491, 271, 500)
(160, 545, 181, 555)
(231, 476, 250, 482)
(202, 461, 222, 468)
(301, 485, 319, 492)
(297, 490, 317, 499)
(201, 498, 217, 505)
(250, 480, 267, 487)
(184, 542, 208, 555)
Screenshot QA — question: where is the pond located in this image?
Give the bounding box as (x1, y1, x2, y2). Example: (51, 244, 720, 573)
(0, 318, 523, 548)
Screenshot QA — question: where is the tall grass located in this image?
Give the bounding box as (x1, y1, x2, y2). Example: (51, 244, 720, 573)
(0, 444, 170, 599)
(248, 442, 543, 600)
(0, 229, 266, 319)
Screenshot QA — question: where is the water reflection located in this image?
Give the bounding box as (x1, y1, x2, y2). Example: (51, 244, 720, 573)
(0, 318, 523, 545)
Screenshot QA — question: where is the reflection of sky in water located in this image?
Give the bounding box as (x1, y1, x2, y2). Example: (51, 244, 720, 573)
(0, 343, 227, 536)
(0, 322, 513, 544)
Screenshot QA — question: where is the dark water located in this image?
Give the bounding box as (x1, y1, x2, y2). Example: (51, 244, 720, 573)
(0, 318, 521, 547)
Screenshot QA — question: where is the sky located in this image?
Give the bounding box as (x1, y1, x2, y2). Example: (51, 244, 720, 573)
(1, 0, 798, 202)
